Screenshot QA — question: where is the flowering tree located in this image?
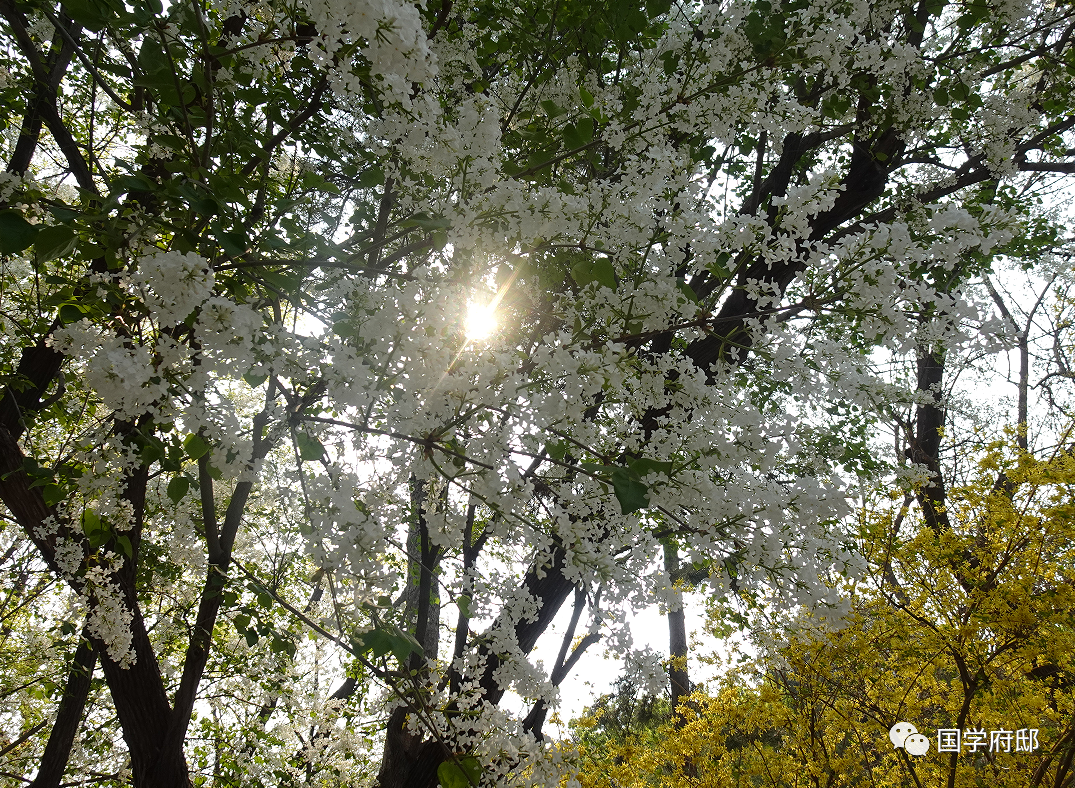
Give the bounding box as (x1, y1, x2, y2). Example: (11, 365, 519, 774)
(1, 0, 1074, 785)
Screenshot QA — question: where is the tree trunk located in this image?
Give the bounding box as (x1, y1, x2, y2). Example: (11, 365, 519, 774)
(663, 543, 690, 715)
(911, 345, 950, 532)
(375, 707, 446, 788)
(28, 632, 97, 788)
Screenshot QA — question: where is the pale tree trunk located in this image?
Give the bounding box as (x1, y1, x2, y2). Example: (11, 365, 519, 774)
(663, 542, 690, 715)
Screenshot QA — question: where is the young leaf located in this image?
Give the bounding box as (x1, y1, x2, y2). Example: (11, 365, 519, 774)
(437, 756, 482, 788)
(457, 595, 473, 618)
(610, 467, 650, 514)
(34, 226, 78, 263)
(167, 475, 191, 504)
(571, 258, 617, 290)
(629, 458, 673, 478)
(540, 99, 566, 118)
(184, 433, 211, 460)
(0, 212, 40, 254)
(295, 432, 325, 461)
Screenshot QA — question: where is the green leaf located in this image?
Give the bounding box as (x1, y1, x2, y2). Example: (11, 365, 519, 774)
(564, 117, 595, 150)
(219, 231, 248, 257)
(358, 166, 385, 188)
(63, 0, 121, 31)
(546, 440, 568, 462)
(457, 595, 473, 618)
(437, 756, 482, 788)
(59, 303, 86, 324)
(629, 458, 673, 478)
(571, 258, 617, 290)
(401, 212, 452, 230)
(140, 438, 165, 465)
(82, 509, 101, 533)
(233, 613, 251, 633)
(355, 628, 393, 659)
(0, 211, 40, 254)
(576, 117, 595, 143)
(167, 476, 191, 504)
(116, 534, 133, 559)
(610, 467, 650, 514)
(677, 281, 699, 303)
(295, 432, 325, 461)
(35, 226, 77, 263)
(41, 483, 65, 507)
(354, 624, 423, 664)
(540, 99, 567, 118)
(47, 205, 81, 223)
(187, 195, 220, 216)
(137, 37, 172, 78)
(270, 636, 296, 656)
(184, 433, 211, 460)
(259, 269, 301, 296)
(389, 629, 423, 663)
(243, 371, 268, 388)
(709, 251, 732, 279)
(81, 510, 111, 548)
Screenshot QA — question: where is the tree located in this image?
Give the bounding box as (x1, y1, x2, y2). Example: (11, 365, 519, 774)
(572, 438, 1075, 788)
(1, 0, 1075, 785)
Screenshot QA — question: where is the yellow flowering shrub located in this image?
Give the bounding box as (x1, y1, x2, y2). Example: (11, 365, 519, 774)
(573, 441, 1075, 787)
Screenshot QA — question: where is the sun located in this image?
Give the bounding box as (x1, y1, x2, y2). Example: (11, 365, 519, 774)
(464, 300, 498, 341)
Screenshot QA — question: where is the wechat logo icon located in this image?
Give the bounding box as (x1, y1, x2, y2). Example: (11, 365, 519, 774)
(890, 722, 930, 756)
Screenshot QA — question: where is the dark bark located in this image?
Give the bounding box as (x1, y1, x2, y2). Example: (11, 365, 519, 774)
(0, 1, 95, 191)
(0, 322, 65, 439)
(28, 632, 97, 788)
(522, 586, 600, 739)
(374, 707, 446, 788)
(97, 594, 186, 788)
(477, 546, 576, 707)
(449, 502, 480, 697)
(984, 275, 1036, 451)
(687, 125, 906, 376)
(375, 542, 575, 786)
(909, 345, 950, 533)
(404, 478, 442, 667)
(154, 387, 279, 786)
(0, 425, 185, 787)
(1, 2, 79, 178)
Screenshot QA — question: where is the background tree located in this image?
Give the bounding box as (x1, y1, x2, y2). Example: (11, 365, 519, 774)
(573, 439, 1075, 788)
(0, 0, 1074, 786)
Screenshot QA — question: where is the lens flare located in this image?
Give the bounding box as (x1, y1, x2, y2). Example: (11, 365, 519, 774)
(465, 300, 498, 341)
